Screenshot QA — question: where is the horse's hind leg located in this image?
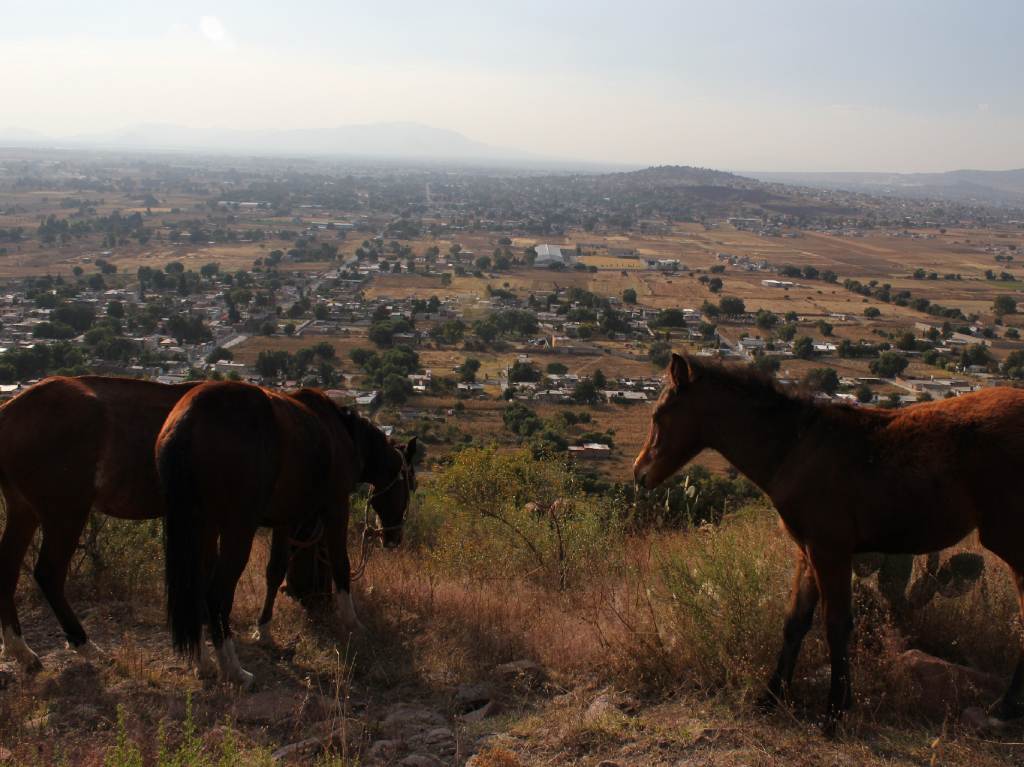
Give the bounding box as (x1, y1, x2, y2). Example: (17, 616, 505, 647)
(0, 496, 41, 671)
(34, 510, 104, 661)
(762, 548, 819, 708)
(207, 524, 257, 690)
(253, 527, 288, 645)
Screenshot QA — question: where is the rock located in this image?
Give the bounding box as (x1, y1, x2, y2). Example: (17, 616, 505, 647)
(233, 690, 332, 726)
(365, 739, 403, 763)
(406, 725, 456, 755)
(461, 700, 504, 723)
(899, 650, 1003, 719)
(493, 660, 545, 688)
(584, 693, 619, 725)
(381, 704, 447, 738)
(398, 756, 442, 767)
(454, 682, 496, 713)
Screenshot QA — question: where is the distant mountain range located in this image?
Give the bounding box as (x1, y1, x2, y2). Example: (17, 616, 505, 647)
(0, 121, 551, 166)
(745, 169, 1024, 207)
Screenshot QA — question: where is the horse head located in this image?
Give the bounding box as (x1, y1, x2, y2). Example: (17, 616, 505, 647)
(368, 436, 417, 548)
(633, 352, 706, 489)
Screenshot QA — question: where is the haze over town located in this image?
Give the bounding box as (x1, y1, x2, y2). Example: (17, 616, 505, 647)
(3, 0, 1023, 172)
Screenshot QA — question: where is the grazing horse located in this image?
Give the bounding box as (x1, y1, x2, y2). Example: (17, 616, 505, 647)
(0, 376, 200, 670)
(634, 353, 1024, 730)
(0, 376, 379, 673)
(158, 380, 414, 688)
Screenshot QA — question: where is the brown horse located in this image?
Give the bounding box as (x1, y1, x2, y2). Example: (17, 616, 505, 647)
(0, 375, 373, 674)
(158, 380, 414, 688)
(0, 376, 200, 670)
(634, 353, 1024, 729)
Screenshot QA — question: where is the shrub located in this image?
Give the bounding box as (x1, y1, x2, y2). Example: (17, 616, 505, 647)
(656, 506, 791, 691)
(423, 447, 622, 590)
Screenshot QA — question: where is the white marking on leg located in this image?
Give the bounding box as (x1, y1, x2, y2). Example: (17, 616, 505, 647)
(215, 638, 254, 690)
(196, 635, 217, 679)
(252, 622, 274, 646)
(3, 625, 41, 671)
(335, 590, 365, 632)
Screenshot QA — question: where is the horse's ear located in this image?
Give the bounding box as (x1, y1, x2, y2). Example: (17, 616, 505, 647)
(669, 352, 696, 389)
(405, 437, 417, 460)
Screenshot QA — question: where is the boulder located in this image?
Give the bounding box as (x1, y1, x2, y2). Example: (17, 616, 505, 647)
(461, 700, 504, 723)
(454, 682, 496, 713)
(399, 756, 443, 767)
(899, 650, 1002, 719)
(493, 660, 545, 689)
(233, 690, 333, 726)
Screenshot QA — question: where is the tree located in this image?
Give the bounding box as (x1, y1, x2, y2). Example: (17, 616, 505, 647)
(546, 362, 568, 375)
(870, 351, 909, 378)
(622, 288, 637, 305)
(382, 373, 411, 405)
(708, 277, 723, 293)
(994, 295, 1018, 317)
(816, 320, 833, 337)
(777, 323, 797, 342)
(572, 379, 599, 405)
(856, 384, 874, 404)
(592, 368, 607, 388)
(803, 367, 839, 395)
(793, 336, 815, 359)
(457, 358, 481, 383)
(754, 309, 777, 330)
(107, 300, 124, 319)
(648, 341, 672, 368)
(718, 296, 746, 316)
(864, 307, 881, 319)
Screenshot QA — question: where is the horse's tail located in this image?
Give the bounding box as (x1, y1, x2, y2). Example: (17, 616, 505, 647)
(159, 412, 203, 660)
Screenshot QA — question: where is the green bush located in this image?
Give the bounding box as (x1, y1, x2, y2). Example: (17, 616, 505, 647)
(657, 506, 791, 691)
(422, 447, 622, 590)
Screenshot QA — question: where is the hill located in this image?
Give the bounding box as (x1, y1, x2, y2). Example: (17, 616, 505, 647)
(747, 168, 1024, 206)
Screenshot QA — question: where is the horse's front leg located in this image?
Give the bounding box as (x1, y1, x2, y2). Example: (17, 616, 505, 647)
(324, 510, 365, 634)
(808, 547, 854, 734)
(762, 547, 819, 708)
(253, 527, 289, 645)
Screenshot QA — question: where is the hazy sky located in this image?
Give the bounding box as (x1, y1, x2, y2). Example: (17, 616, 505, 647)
(2, 1, 1021, 172)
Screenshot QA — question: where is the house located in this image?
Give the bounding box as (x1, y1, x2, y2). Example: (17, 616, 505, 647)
(534, 244, 570, 267)
(355, 391, 380, 407)
(568, 443, 612, 460)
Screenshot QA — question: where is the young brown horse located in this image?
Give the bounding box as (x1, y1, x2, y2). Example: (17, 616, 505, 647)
(634, 353, 1024, 730)
(158, 380, 414, 688)
(0, 375, 371, 673)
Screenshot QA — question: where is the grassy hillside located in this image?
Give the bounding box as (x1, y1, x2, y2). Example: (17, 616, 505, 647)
(0, 448, 1020, 765)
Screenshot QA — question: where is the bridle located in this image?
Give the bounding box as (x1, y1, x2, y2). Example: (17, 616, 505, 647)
(351, 449, 413, 580)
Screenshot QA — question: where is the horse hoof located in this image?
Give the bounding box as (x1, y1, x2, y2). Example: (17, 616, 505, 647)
(251, 624, 274, 646)
(756, 689, 783, 712)
(234, 669, 255, 691)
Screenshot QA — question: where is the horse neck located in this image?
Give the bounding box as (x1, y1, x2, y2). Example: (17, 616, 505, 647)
(697, 377, 808, 495)
(355, 422, 396, 487)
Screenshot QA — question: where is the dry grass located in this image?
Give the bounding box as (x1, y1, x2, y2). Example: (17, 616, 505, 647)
(2, 456, 1024, 764)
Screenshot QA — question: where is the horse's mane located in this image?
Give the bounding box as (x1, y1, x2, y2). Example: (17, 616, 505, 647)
(685, 356, 844, 414)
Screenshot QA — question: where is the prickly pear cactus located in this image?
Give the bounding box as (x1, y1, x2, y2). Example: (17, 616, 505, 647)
(853, 551, 985, 618)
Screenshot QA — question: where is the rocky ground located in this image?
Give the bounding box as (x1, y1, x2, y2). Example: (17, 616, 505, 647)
(1, 544, 1023, 765)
